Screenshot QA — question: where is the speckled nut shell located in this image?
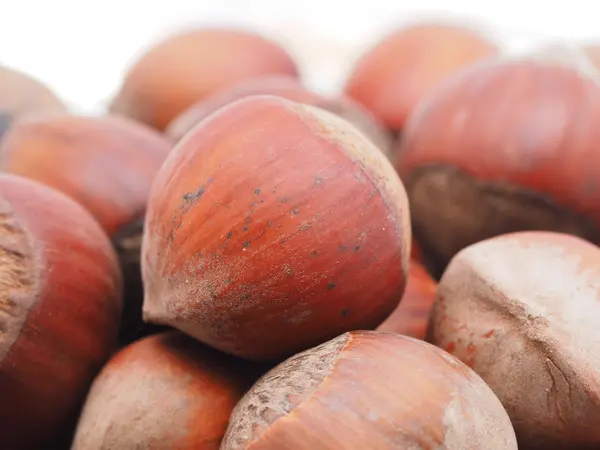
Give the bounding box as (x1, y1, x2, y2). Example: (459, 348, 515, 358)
(142, 95, 411, 361)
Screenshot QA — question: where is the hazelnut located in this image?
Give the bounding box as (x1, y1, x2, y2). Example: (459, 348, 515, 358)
(0, 65, 67, 140)
(0, 174, 122, 448)
(344, 22, 497, 133)
(142, 95, 410, 360)
(395, 55, 600, 276)
(0, 114, 171, 344)
(222, 331, 517, 449)
(110, 28, 299, 131)
(427, 231, 600, 449)
(166, 75, 393, 157)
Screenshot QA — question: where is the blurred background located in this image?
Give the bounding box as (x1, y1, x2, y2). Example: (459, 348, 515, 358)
(0, 0, 597, 114)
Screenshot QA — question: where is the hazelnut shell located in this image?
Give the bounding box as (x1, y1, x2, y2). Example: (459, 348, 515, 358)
(72, 331, 256, 449)
(344, 23, 497, 132)
(395, 58, 600, 275)
(142, 95, 411, 361)
(166, 75, 393, 157)
(427, 231, 600, 449)
(0, 114, 172, 344)
(111, 28, 299, 131)
(222, 330, 517, 449)
(0, 174, 122, 448)
(377, 259, 437, 339)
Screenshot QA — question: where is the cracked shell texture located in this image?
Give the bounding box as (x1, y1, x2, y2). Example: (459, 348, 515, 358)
(428, 231, 600, 449)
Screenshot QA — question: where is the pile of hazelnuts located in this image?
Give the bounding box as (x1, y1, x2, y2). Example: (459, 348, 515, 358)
(1, 19, 600, 450)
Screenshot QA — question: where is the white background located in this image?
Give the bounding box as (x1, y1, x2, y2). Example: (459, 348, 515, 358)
(0, 1, 596, 113)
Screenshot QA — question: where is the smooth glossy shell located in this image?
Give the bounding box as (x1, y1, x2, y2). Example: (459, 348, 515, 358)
(110, 28, 298, 131)
(395, 59, 600, 274)
(72, 331, 253, 449)
(0, 174, 122, 449)
(166, 75, 393, 157)
(377, 260, 437, 339)
(0, 114, 172, 235)
(142, 95, 410, 361)
(0, 114, 172, 343)
(427, 231, 600, 449)
(344, 23, 497, 131)
(222, 330, 517, 449)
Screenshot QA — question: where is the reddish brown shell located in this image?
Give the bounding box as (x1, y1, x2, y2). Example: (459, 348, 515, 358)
(0, 66, 67, 140)
(394, 58, 600, 274)
(344, 23, 497, 132)
(72, 331, 255, 449)
(0, 174, 122, 449)
(0, 113, 172, 235)
(377, 259, 437, 339)
(0, 114, 172, 343)
(427, 231, 600, 449)
(222, 330, 517, 449)
(166, 75, 393, 157)
(142, 95, 411, 361)
(110, 28, 299, 131)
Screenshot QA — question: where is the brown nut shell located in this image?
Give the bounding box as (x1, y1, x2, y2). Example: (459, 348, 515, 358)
(0, 114, 172, 344)
(72, 331, 256, 449)
(222, 330, 517, 449)
(427, 231, 600, 449)
(166, 75, 393, 157)
(110, 28, 299, 131)
(142, 95, 410, 361)
(0, 174, 122, 449)
(377, 259, 437, 339)
(395, 58, 600, 276)
(344, 22, 497, 132)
